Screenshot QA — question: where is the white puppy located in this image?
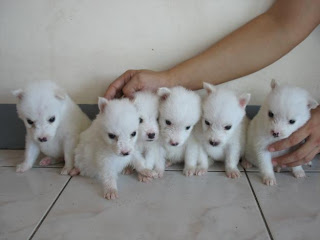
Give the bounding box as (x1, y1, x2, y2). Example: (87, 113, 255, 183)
(13, 80, 91, 175)
(157, 86, 201, 172)
(245, 80, 318, 186)
(185, 83, 250, 177)
(131, 91, 165, 182)
(74, 98, 141, 200)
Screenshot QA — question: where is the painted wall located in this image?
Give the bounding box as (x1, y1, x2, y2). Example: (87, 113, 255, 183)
(1, 0, 319, 105)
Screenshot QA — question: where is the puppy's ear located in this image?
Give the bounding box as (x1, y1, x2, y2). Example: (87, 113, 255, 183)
(307, 97, 318, 110)
(239, 93, 251, 109)
(55, 88, 66, 100)
(157, 88, 171, 101)
(270, 79, 279, 90)
(203, 82, 216, 95)
(12, 89, 24, 100)
(98, 97, 109, 113)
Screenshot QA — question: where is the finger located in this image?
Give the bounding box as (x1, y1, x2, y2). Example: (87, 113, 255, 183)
(268, 124, 310, 152)
(104, 70, 136, 99)
(272, 139, 317, 166)
(286, 146, 320, 167)
(122, 76, 144, 98)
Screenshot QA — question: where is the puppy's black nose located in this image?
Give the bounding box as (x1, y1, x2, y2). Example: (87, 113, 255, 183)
(38, 137, 47, 143)
(209, 140, 220, 147)
(148, 133, 155, 139)
(121, 151, 130, 156)
(271, 131, 279, 138)
(170, 141, 179, 146)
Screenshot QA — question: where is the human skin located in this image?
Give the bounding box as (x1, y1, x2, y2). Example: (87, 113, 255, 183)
(104, 0, 320, 165)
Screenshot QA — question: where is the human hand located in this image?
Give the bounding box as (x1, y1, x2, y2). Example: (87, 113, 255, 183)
(268, 105, 320, 167)
(104, 69, 172, 99)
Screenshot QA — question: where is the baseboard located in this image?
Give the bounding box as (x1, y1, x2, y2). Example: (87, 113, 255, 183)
(0, 104, 260, 149)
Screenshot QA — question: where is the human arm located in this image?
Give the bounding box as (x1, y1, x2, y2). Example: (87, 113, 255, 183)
(104, 0, 320, 99)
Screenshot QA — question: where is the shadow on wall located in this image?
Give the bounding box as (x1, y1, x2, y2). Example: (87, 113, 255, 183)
(0, 105, 259, 149)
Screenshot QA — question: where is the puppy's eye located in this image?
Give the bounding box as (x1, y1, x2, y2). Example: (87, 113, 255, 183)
(131, 131, 136, 137)
(165, 120, 172, 126)
(139, 118, 143, 124)
(205, 120, 210, 126)
(27, 119, 34, 125)
(186, 126, 191, 130)
(108, 133, 116, 139)
(289, 119, 296, 124)
(268, 111, 274, 118)
(224, 125, 232, 130)
(48, 116, 55, 123)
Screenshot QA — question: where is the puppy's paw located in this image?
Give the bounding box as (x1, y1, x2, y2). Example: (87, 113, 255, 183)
(241, 159, 252, 169)
(104, 188, 118, 200)
(39, 157, 52, 166)
(122, 166, 134, 175)
(195, 168, 207, 176)
(183, 167, 195, 177)
(262, 176, 277, 186)
(60, 167, 72, 175)
(139, 168, 156, 178)
(293, 169, 306, 178)
(154, 169, 164, 178)
(165, 161, 173, 168)
(69, 167, 80, 176)
(16, 162, 31, 173)
(138, 174, 153, 183)
(226, 168, 241, 179)
(274, 166, 281, 173)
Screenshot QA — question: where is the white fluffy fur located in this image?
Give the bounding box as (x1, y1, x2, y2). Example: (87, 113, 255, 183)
(13, 80, 91, 175)
(131, 91, 165, 182)
(74, 98, 140, 200)
(157, 86, 201, 167)
(245, 80, 319, 186)
(185, 83, 250, 177)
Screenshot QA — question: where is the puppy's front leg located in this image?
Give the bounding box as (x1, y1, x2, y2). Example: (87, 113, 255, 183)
(61, 138, 76, 175)
(183, 139, 198, 176)
(132, 151, 155, 182)
(101, 174, 118, 200)
(153, 147, 166, 178)
(225, 144, 241, 179)
(16, 136, 40, 173)
(195, 146, 208, 176)
(258, 151, 277, 186)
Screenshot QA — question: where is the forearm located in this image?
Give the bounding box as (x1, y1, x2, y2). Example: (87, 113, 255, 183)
(166, 0, 320, 90)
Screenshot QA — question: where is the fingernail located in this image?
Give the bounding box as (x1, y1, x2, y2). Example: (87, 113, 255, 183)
(269, 147, 275, 152)
(272, 160, 277, 166)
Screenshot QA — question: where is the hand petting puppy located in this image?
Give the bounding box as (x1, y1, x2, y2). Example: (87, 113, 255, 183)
(269, 105, 320, 167)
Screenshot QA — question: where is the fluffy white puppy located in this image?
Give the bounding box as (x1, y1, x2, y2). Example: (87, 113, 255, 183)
(131, 91, 165, 182)
(13, 80, 91, 175)
(245, 79, 318, 186)
(185, 83, 250, 177)
(157, 86, 201, 171)
(74, 98, 141, 200)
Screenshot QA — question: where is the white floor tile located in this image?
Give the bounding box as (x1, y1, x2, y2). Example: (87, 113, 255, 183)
(248, 172, 320, 240)
(33, 172, 269, 240)
(0, 168, 70, 240)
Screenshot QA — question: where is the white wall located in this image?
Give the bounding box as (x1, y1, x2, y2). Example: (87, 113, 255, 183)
(0, 0, 319, 105)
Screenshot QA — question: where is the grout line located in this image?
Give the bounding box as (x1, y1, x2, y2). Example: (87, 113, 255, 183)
(244, 170, 274, 240)
(28, 176, 73, 240)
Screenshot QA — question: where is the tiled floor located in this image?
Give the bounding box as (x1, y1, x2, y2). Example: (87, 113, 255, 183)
(0, 150, 319, 240)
